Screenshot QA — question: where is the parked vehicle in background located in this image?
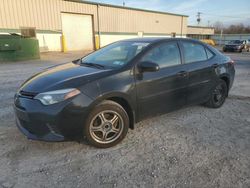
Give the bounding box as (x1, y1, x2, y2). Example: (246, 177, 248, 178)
(223, 40, 248, 53)
(14, 38, 235, 148)
(245, 39, 250, 52)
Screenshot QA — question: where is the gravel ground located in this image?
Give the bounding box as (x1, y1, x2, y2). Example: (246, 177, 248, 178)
(0, 51, 249, 188)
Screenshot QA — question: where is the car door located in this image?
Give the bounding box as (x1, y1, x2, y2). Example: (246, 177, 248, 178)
(135, 41, 188, 120)
(180, 41, 215, 105)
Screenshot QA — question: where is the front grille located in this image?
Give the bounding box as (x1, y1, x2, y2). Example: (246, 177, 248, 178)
(19, 90, 37, 99)
(227, 45, 240, 48)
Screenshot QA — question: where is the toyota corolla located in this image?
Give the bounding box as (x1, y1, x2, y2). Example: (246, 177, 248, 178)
(14, 38, 235, 148)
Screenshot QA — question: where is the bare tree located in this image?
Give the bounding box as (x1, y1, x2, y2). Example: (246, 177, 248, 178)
(213, 22, 250, 34)
(213, 21, 224, 33)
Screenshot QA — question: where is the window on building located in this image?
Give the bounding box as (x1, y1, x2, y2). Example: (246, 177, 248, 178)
(20, 27, 36, 38)
(171, 32, 176, 38)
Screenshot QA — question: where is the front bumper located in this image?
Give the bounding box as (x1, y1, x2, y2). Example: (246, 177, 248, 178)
(14, 93, 93, 142)
(16, 117, 65, 141)
(223, 47, 242, 52)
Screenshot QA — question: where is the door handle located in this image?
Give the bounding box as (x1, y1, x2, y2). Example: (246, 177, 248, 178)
(212, 63, 219, 68)
(177, 71, 188, 77)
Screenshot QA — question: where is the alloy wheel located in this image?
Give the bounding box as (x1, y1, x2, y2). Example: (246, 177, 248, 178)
(213, 84, 225, 105)
(89, 110, 124, 144)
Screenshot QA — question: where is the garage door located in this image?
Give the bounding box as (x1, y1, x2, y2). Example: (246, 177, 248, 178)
(61, 13, 94, 51)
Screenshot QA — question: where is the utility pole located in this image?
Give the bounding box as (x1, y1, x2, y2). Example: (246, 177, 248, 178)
(123, 1, 125, 6)
(197, 12, 202, 25)
(220, 29, 223, 46)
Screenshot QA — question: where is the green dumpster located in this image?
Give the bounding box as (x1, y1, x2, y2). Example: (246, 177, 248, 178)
(0, 34, 40, 62)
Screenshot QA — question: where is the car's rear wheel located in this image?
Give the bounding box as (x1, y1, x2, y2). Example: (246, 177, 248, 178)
(84, 100, 129, 148)
(205, 80, 228, 108)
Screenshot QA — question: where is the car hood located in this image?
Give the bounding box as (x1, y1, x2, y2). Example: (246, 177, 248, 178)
(19, 62, 109, 93)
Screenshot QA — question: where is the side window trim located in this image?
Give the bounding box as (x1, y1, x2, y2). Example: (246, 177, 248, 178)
(177, 40, 185, 65)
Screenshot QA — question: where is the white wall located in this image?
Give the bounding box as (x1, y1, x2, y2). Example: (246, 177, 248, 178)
(100, 34, 138, 47)
(38, 33, 187, 50)
(0, 32, 186, 52)
(100, 34, 186, 47)
(0, 32, 62, 52)
(36, 33, 62, 52)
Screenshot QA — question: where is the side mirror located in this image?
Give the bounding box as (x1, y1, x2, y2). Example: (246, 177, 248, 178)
(72, 58, 81, 64)
(138, 61, 160, 72)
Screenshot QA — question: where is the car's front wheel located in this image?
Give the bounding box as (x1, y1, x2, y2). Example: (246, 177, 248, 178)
(205, 79, 228, 108)
(84, 100, 129, 148)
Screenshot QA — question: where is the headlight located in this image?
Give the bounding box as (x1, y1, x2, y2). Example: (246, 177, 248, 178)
(34, 88, 80, 105)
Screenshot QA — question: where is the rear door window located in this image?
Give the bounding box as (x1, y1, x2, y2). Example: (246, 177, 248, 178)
(182, 41, 207, 63)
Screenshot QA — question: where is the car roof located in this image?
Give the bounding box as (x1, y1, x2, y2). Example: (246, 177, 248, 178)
(120, 37, 201, 44)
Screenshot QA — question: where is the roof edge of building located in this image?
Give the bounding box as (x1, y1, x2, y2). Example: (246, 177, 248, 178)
(64, 0, 189, 17)
(188, 25, 215, 29)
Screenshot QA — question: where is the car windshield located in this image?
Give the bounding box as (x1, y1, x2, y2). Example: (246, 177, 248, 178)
(228, 40, 242, 44)
(81, 41, 149, 69)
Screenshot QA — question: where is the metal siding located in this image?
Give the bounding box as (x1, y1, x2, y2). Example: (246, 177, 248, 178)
(0, 0, 186, 34)
(21, 0, 29, 27)
(98, 6, 186, 34)
(46, 0, 52, 29)
(25, 0, 31, 27)
(60, 0, 98, 31)
(182, 17, 188, 35)
(0, 0, 98, 31)
(0, 2, 3, 27)
(7, 0, 14, 27)
(2, 0, 8, 27)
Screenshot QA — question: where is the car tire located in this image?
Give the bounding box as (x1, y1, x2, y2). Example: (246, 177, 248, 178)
(204, 79, 228, 108)
(83, 100, 129, 148)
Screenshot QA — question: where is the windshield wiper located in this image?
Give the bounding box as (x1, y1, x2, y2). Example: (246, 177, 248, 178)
(81, 62, 105, 69)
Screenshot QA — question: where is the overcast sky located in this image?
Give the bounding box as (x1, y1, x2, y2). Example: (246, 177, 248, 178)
(85, 0, 250, 26)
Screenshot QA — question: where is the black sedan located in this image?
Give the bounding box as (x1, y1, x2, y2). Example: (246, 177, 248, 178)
(223, 40, 245, 52)
(14, 38, 235, 148)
